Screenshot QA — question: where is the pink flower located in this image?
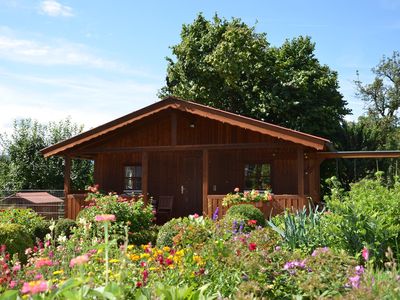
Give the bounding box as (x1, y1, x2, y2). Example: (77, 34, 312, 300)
(234, 187, 240, 193)
(69, 254, 89, 268)
(21, 280, 48, 295)
(9, 280, 17, 288)
(193, 213, 199, 218)
(349, 275, 361, 288)
(94, 214, 116, 222)
(12, 264, 21, 272)
(248, 243, 257, 251)
(25, 248, 32, 255)
(88, 184, 99, 193)
(362, 247, 369, 261)
(35, 259, 53, 268)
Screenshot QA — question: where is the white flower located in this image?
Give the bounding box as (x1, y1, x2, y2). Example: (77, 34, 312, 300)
(49, 221, 56, 232)
(57, 235, 67, 244)
(45, 233, 52, 241)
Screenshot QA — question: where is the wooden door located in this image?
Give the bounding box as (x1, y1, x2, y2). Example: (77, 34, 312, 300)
(178, 153, 202, 217)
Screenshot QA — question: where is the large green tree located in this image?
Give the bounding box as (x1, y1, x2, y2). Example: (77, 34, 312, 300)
(0, 118, 93, 192)
(335, 51, 400, 185)
(160, 14, 350, 141)
(356, 51, 400, 121)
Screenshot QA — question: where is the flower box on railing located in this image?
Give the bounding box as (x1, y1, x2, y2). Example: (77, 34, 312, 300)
(222, 188, 273, 208)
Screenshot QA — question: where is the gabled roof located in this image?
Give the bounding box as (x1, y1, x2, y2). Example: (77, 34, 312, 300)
(41, 96, 333, 157)
(13, 192, 63, 204)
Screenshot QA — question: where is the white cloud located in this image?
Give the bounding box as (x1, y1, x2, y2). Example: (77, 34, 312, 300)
(39, 0, 73, 17)
(0, 71, 161, 136)
(0, 34, 161, 80)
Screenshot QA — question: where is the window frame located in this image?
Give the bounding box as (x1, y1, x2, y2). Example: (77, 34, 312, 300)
(123, 165, 142, 192)
(243, 162, 272, 191)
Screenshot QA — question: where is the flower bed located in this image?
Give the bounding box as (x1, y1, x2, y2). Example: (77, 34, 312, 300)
(0, 179, 399, 299)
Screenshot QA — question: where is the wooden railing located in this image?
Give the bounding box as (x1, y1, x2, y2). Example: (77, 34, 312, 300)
(206, 194, 309, 219)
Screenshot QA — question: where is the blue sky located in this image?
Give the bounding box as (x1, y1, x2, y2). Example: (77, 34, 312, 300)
(0, 0, 399, 135)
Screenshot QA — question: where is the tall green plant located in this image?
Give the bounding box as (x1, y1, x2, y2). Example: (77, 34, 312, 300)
(267, 204, 328, 251)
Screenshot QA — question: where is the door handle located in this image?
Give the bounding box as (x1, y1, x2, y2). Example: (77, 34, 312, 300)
(181, 185, 184, 194)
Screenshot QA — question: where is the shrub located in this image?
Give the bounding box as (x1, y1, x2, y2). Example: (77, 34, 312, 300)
(324, 174, 400, 264)
(0, 223, 33, 261)
(156, 215, 213, 248)
(77, 192, 154, 244)
(226, 204, 266, 227)
(0, 208, 49, 241)
(54, 218, 76, 237)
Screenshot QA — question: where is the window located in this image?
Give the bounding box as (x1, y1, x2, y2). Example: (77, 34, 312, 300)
(124, 165, 142, 191)
(244, 163, 271, 190)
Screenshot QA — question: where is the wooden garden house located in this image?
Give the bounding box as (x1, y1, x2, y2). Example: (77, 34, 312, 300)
(41, 97, 400, 220)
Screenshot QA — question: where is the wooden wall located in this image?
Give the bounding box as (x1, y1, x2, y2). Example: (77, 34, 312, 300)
(76, 108, 322, 213)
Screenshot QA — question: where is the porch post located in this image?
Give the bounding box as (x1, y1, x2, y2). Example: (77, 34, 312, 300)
(63, 156, 71, 218)
(202, 149, 209, 216)
(297, 148, 304, 198)
(142, 151, 149, 205)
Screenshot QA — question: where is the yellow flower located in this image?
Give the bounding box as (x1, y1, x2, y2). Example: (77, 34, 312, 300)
(109, 259, 120, 263)
(52, 270, 64, 275)
(127, 245, 135, 250)
(140, 253, 150, 259)
(176, 250, 184, 257)
(141, 244, 151, 251)
(130, 254, 140, 261)
(162, 246, 170, 252)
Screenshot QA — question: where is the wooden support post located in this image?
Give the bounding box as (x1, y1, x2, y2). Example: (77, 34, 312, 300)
(297, 148, 304, 198)
(142, 152, 149, 205)
(171, 111, 177, 146)
(63, 156, 71, 218)
(202, 149, 209, 216)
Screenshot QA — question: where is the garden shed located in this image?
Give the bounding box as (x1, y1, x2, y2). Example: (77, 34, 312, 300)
(41, 97, 400, 220)
(0, 192, 64, 219)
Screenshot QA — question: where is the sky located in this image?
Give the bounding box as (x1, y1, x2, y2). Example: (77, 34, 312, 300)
(0, 0, 399, 136)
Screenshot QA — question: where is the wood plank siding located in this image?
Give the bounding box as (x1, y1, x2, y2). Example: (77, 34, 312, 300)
(41, 97, 337, 220)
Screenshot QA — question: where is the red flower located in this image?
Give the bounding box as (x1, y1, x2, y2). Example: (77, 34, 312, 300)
(136, 282, 142, 288)
(248, 243, 257, 251)
(247, 220, 257, 226)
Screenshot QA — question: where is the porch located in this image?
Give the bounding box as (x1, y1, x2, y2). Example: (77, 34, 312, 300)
(65, 192, 309, 220)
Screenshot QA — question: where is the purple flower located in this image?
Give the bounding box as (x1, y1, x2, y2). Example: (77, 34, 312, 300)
(232, 221, 238, 234)
(312, 247, 329, 257)
(275, 246, 281, 252)
(355, 265, 364, 275)
(349, 275, 361, 288)
(284, 259, 307, 271)
(239, 221, 244, 234)
(212, 207, 219, 221)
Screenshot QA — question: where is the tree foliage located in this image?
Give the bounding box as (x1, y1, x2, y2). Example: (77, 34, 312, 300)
(333, 51, 400, 185)
(356, 51, 400, 120)
(0, 118, 93, 191)
(160, 14, 350, 141)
